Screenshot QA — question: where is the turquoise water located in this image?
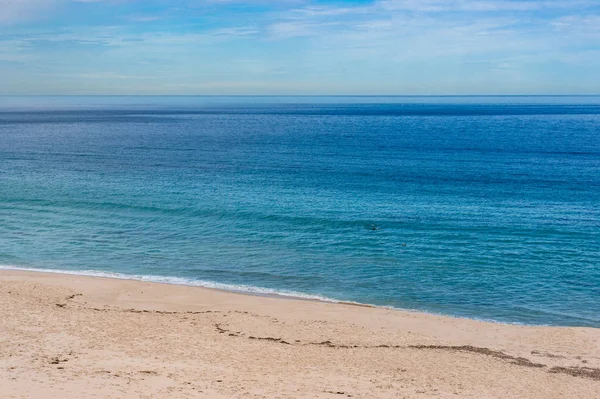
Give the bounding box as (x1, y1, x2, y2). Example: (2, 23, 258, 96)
(1, 96, 599, 327)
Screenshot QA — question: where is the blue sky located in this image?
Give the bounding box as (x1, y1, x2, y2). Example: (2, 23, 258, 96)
(1, 0, 599, 94)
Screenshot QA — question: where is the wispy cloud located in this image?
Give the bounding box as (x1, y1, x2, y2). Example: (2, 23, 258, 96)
(128, 15, 162, 23)
(379, 0, 596, 12)
(1, 0, 599, 94)
(0, 0, 61, 23)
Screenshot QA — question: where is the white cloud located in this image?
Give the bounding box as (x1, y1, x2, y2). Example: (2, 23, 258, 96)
(1, 0, 599, 94)
(0, 0, 61, 23)
(379, 0, 596, 12)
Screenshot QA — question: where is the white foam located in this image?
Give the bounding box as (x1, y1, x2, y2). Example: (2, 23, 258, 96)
(0, 264, 339, 303)
(0, 264, 544, 326)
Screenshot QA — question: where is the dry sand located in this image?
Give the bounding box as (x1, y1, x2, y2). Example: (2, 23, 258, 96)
(1, 269, 599, 398)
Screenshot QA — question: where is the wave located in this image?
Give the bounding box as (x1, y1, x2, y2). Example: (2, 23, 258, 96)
(3, 264, 595, 327)
(0, 264, 563, 327)
(0, 264, 340, 303)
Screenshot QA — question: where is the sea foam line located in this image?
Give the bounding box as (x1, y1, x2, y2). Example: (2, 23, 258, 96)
(0, 264, 343, 303)
(0, 264, 535, 325)
(0, 265, 545, 326)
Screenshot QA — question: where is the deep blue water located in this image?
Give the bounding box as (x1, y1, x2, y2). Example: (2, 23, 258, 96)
(1, 96, 599, 327)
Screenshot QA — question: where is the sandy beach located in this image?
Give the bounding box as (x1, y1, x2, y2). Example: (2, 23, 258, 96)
(1, 269, 598, 398)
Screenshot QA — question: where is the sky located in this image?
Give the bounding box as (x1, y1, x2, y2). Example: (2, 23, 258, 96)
(0, 0, 599, 95)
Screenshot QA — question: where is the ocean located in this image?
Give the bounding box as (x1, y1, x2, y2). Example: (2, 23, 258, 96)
(1, 96, 599, 327)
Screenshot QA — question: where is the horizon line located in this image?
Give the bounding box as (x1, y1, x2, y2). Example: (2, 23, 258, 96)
(2, 94, 600, 97)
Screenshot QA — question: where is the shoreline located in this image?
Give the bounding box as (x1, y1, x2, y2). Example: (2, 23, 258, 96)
(0, 264, 576, 328)
(0, 263, 352, 304)
(2, 268, 599, 398)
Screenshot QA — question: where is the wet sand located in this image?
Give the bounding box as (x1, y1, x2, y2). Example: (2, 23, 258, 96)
(1, 269, 599, 398)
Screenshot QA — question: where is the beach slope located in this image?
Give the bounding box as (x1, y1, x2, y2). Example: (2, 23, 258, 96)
(1, 270, 598, 398)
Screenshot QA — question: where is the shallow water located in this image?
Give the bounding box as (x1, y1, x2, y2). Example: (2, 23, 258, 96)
(1, 96, 599, 326)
